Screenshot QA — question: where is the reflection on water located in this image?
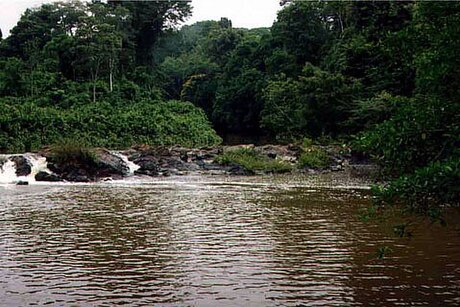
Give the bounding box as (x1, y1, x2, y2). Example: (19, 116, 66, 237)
(0, 176, 459, 306)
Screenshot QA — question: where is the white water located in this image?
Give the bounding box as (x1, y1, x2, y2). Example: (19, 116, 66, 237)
(0, 160, 17, 184)
(0, 152, 139, 185)
(0, 154, 51, 185)
(112, 152, 140, 175)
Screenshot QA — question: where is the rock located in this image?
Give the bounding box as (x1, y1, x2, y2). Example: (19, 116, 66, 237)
(11, 156, 32, 177)
(349, 164, 380, 179)
(35, 171, 62, 182)
(228, 164, 255, 176)
(224, 144, 255, 153)
(66, 174, 91, 183)
(94, 149, 130, 176)
(200, 161, 227, 171)
(350, 150, 371, 164)
(331, 165, 342, 172)
(46, 161, 92, 182)
(134, 156, 160, 176)
(46, 162, 60, 174)
(16, 181, 29, 186)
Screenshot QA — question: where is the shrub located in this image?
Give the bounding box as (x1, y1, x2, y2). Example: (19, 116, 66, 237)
(372, 157, 460, 215)
(354, 95, 459, 176)
(354, 94, 459, 214)
(0, 99, 222, 153)
(216, 148, 293, 173)
(48, 139, 97, 166)
(298, 148, 330, 169)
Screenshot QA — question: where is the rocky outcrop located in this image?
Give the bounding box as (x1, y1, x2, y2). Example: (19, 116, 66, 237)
(132, 155, 160, 176)
(11, 156, 32, 177)
(35, 171, 62, 182)
(3, 144, 377, 183)
(129, 147, 222, 177)
(255, 144, 302, 162)
(46, 149, 130, 182)
(94, 149, 130, 177)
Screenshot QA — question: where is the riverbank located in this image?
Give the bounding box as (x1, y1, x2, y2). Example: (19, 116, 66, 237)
(0, 144, 379, 184)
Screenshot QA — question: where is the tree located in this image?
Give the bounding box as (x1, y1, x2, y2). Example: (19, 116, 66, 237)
(270, 1, 332, 69)
(108, 0, 192, 66)
(74, 2, 123, 101)
(261, 64, 362, 139)
(0, 57, 26, 96)
(213, 68, 266, 134)
(0, 1, 87, 60)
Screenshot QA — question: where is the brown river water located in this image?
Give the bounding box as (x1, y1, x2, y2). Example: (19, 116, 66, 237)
(1, 174, 459, 306)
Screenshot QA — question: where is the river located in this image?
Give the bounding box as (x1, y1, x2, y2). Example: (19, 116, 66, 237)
(1, 175, 459, 306)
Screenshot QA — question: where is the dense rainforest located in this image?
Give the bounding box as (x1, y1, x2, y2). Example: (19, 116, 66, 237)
(0, 0, 459, 214)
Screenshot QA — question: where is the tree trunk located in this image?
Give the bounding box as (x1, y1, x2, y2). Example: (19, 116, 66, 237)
(91, 65, 100, 103)
(93, 82, 96, 103)
(109, 58, 113, 93)
(110, 72, 113, 93)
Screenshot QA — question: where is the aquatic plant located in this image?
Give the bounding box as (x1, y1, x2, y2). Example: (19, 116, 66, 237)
(376, 246, 393, 260)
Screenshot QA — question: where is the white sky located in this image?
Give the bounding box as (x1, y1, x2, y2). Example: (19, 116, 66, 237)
(0, 0, 281, 36)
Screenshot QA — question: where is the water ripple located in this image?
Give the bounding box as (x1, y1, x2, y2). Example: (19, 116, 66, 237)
(1, 176, 459, 306)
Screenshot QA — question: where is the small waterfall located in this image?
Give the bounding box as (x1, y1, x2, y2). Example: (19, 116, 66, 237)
(0, 159, 18, 184)
(0, 154, 51, 184)
(112, 152, 140, 175)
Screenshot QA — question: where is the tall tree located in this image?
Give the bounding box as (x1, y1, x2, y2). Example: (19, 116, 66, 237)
(0, 1, 87, 59)
(74, 2, 123, 101)
(108, 0, 192, 66)
(270, 1, 332, 69)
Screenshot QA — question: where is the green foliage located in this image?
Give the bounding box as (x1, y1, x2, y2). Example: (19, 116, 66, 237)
(355, 96, 459, 176)
(160, 52, 219, 99)
(49, 139, 97, 166)
(216, 148, 292, 174)
(0, 100, 221, 153)
(213, 68, 266, 133)
(262, 64, 362, 139)
(108, 0, 192, 66)
(298, 148, 330, 169)
(376, 246, 392, 260)
(352, 2, 460, 216)
(372, 158, 460, 214)
(347, 92, 406, 131)
(271, 0, 333, 68)
(301, 137, 314, 148)
(413, 2, 460, 101)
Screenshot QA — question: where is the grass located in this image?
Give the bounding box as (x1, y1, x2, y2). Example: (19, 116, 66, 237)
(298, 147, 330, 169)
(216, 148, 293, 173)
(49, 139, 98, 166)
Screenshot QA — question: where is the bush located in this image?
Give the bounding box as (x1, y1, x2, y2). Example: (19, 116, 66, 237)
(354, 94, 459, 214)
(216, 148, 293, 173)
(298, 148, 330, 169)
(0, 99, 222, 153)
(373, 157, 460, 215)
(48, 139, 97, 166)
(354, 95, 459, 176)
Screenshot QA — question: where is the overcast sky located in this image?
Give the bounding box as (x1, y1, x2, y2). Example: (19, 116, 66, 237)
(0, 0, 281, 36)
